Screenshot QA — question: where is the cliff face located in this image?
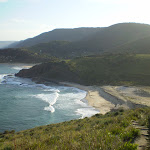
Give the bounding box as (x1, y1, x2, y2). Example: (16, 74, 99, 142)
(16, 61, 82, 83)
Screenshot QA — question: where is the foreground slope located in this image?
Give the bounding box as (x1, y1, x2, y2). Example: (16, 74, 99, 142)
(1, 107, 150, 150)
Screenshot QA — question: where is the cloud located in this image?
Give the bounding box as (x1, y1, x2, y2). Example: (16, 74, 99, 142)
(0, 0, 8, 2)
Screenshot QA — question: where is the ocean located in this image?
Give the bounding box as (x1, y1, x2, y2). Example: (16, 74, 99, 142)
(0, 64, 99, 132)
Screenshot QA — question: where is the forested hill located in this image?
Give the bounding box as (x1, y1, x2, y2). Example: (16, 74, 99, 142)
(10, 23, 150, 58)
(3, 23, 150, 60)
(0, 48, 55, 63)
(77, 23, 150, 52)
(109, 36, 150, 54)
(16, 54, 150, 86)
(10, 27, 103, 48)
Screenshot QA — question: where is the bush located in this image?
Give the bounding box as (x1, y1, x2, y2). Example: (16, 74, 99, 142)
(147, 116, 150, 149)
(121, 127, 140, 142)
(3, 131, 9, 134)
(119, 142, 137, 150)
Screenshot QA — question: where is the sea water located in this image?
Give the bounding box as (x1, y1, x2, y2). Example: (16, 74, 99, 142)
(0, 64, 99, 132)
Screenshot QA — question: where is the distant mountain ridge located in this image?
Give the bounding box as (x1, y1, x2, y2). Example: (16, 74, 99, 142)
(10, 27, 103, 48)
(110, 35, 150, 54)
(0, 41, 16, 49)
(6, 22, 150, 59)
(23, 23, 150, 58)
(80, 23, 150, 51)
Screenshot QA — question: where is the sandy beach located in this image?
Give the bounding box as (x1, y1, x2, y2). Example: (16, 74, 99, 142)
(60, 82, 149, 114)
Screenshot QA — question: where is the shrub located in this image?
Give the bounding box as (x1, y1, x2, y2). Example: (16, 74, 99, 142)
(147, 116, 150, 149)
(121, 127, 140, 142)
(119, 142, 137, 150)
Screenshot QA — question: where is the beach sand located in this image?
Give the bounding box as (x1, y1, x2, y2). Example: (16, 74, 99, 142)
(102, 86, 150, 107)
(60, 82, 149, 114)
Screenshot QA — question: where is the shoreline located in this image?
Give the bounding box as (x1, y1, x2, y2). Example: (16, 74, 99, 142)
(16, 72, 150, 115)
(59, 82, 117, 114)
(59, 82, 147, 114)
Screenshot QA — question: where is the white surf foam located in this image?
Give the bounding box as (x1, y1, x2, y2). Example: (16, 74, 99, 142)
(63, 87, 100, 118)
(12, 65, 33, 70)
(56, 87, 99, 118)
(12, 67, 24, 70)
(2, 75, 24, 86)
(76, 108, 99, 119)
(0, 74, 8, 84)
(75, 95, 100, 119)
(33, 92, 59, 113)
(2, 64, 99, 119)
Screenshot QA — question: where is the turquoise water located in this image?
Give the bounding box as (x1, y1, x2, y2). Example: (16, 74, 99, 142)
(0, 64, 99, 132)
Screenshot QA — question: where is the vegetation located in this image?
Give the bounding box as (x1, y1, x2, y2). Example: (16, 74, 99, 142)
(0, 48, 57, 63)
(147, 116, 150, 149)
(0, 107, 149, 150)
(10, 27, 102, 48)
(2, 22, 150, 149)
(8, 23, 150, 59)
(67, 54, 150, 85)
(28, 41, 72, 58)
(1, 23, 150, 60)
(16, 54, 150, 86)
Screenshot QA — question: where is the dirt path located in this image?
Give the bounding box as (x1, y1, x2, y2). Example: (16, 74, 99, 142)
(132, 121, 149, 150)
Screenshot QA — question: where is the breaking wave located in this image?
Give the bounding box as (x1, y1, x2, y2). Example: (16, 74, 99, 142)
(0, 74, 6, 84)
(0, 72, 99, 118)
(33, 93, 59, 113)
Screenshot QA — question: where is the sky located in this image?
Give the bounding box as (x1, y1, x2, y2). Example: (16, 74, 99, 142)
(0, 0, 150, 41)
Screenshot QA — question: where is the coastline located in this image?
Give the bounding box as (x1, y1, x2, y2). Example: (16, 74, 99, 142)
(59, 82, 148, 114)
(16, 69, 150, 115)
(59, 82, 116, 114)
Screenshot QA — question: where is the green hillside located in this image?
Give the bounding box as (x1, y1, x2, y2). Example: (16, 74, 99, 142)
(67, 54, 150, 85)
(16, 54, 150, 86)
(0, 48, 56, 63)
(23, 23, 150, 58)
(11, 28, 103, 48)
(80, 23, 150, 51)
(110, 36, 150, 54)
(28, 41, 72, 58)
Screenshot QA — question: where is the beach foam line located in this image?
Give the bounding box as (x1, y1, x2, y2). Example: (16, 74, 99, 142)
(33, 92, 59, 113)
(76, 108, 100, 119)
(1, 75, 59, 92)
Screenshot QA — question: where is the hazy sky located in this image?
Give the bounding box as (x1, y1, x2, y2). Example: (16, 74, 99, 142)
(1, 0, 150, 41)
